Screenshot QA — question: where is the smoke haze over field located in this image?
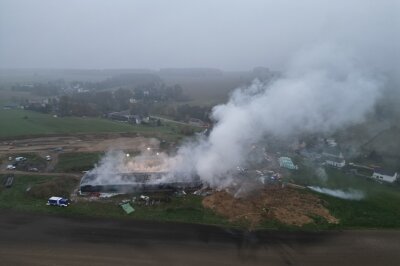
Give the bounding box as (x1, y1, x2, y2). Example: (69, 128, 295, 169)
(308, 186, 365, 200)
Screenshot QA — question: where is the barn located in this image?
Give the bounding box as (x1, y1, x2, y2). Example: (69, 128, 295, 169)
(79, 171, 202, 194)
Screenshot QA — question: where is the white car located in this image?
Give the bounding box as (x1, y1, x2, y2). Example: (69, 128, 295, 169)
(45, 155, 52, 161)
(15, 157, 26, 162)
(6, 165, 16, 170)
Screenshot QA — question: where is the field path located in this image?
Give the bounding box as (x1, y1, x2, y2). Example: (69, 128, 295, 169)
(0, 169, 81, 178)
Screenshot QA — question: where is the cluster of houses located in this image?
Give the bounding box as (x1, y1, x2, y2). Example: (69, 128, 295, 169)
(293, 138, 399, 184)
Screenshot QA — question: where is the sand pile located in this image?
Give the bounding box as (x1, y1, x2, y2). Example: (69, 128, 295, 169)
(203, 186, 338, 227)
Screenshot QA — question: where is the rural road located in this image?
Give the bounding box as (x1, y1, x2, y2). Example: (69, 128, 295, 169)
(1, 210, 400, 266)
(0, 169, 81, 178)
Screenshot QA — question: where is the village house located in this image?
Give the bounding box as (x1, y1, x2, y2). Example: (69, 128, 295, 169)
(108, 111, 149, 125)
(322, 146, 346, 168)
(371, 169, 398, 183)
(322, 146, 344, 159)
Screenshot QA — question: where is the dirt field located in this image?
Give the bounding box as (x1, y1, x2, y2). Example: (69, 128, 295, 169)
(0, 134, 160, 174)
(1, 210, 400, 266)
(203, 186, 338, 227)
(0, 134, 159, 154)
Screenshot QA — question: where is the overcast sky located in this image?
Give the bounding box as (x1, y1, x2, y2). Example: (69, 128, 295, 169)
(0, 0, 398, 70)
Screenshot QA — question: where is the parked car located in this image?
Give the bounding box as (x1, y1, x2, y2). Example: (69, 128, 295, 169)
(15, 156, 26, 162)
(6, 165, 16, 170)
(45, 155, 51, 161)
(28, 167, 39, 172)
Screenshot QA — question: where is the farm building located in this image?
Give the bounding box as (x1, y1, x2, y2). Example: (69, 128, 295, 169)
(108, 111, 149, 124)
(79, 171, 202, 194)
(322, 146, 343, 159)
(325, 157, 346, 168)
(371, 169, 398, 183)
(188, 118, 206, 127)
(278, 157, 298, 170)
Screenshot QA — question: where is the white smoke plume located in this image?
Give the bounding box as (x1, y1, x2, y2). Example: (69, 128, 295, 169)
(86, 142, 175, 186)
(315, 167, 328, 183)
(169, 44, 382, 187)
(86, 44, 383, 190)
(308, 186, 365, 200)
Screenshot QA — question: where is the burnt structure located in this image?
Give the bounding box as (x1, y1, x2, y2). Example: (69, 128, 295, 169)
(80, 172, 202, 194)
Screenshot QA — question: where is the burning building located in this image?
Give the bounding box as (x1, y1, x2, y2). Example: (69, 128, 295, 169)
(79, 150, 202, 195)
(79, 171, 202, 194)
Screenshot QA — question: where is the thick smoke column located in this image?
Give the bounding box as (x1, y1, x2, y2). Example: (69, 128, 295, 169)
(171, 44, 382, 187)
(86, 140, 174, 186)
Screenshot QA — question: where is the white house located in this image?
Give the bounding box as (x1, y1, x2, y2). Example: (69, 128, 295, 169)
(326, 138, 337, 147)
(372, 169, 398, 183)
(322, 146, 343, 159)
(325, 157, 346, 168)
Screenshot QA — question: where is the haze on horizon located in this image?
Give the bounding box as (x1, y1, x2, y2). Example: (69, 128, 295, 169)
(0, 0, 398, 71)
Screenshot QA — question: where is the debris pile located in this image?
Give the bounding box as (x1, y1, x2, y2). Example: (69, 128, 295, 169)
(120, 202, 135, 214)
(202, 186, 338, 227)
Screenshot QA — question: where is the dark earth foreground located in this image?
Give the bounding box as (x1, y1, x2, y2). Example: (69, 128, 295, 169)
(0, 210, 399, 266)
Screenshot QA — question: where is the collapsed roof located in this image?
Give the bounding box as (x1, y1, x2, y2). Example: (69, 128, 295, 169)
(80, 171, 202, 194)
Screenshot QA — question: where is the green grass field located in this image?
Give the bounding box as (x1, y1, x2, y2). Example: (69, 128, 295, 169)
(55, 152, 103, 172)
(289, 167, 400, 228)
(0, 109, 184, 140)
(0, 174, 230, 226)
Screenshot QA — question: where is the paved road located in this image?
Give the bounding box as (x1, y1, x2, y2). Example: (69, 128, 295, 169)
(1, 210, 400, 266)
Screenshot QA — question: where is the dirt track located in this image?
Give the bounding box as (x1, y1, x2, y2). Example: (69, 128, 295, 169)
(1, 210, 400, 266)
(0, 134, 157, 154)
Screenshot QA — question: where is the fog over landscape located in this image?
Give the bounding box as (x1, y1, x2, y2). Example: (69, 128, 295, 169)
(0, 0, 398, 73)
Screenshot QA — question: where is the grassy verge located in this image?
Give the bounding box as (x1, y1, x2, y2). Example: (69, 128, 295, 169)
(55, 152, 103, 173)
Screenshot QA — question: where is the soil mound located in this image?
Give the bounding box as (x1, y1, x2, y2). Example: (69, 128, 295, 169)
(203, 186, 338, 227)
